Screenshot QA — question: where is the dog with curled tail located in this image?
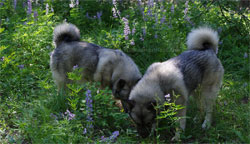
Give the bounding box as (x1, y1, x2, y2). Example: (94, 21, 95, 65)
(121, 27, 224, 140)
(50, 23, 142, 109)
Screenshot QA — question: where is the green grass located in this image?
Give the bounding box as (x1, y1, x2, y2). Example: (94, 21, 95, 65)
(0, 1, 249, 143)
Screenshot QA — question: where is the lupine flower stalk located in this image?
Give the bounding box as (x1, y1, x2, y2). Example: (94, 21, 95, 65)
(112, 0, 120, 18)
(27, 0, 32, 15)
(84, 90, 93, 134)
(18, 64, 24, 69)
(122, 17, 130, 40)
(13, 0, 17, 11)
(97, 11, 102, 22)
(33, 11, 38, 21)
(51, 6, 54, 13)
(160, 16, 166, 24)
(100, 131, 119, 142)
(184, 1, 189, 17)
(46, 3, 49, 15)
(130, 40, 135, 45)
(171, 4, 175, 13)
(69, 0, 75, 8)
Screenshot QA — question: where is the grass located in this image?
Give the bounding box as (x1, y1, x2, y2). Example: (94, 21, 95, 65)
(0, 1, 249, 143)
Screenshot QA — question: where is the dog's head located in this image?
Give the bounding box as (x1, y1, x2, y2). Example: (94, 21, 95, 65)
(120, 77, 165, 138)
(124, 100, 157, 138)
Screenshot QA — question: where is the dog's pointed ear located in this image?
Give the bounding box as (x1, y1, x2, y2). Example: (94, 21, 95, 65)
(117, 79, 126, 90)
(122, 99, 135, 113)
(146, 101, 157, 112)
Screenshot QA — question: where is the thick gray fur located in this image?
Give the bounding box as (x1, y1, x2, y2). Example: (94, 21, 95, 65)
(50, 23, 142, 101)
(124, 27, 224, 140)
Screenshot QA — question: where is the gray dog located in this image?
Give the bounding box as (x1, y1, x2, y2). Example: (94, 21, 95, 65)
(122, 27, 224, 140)
(50, 23, 142, 105)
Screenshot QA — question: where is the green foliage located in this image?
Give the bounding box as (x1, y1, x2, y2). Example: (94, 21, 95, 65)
(0, 0, 249, 143)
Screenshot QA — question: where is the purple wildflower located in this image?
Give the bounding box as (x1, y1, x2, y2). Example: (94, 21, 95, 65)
(112, 8, 118, 18)
(140, 37, 144, 41)
(219, 40, 223, 45)
(147, 8, 152, 17)
(171, 4, 175, 13)
(142, 28, 146, 37)
(1, 56, 4, 62)
(18, 64, 24, 69)
(27, 0, 32, 15)
(33, 11, 38, 21)
(83, 128, 87, 134)
(185, 16, 194, 26)
(46, 3, 49, 15)
(86, 90, 93, 131)
(155, 14, 158, 24)
(132, 27, 136, 35)
(100, 131, 119, 142)
(22, 1, 26, 8)
(76, 0, 79, 6)
(97, 11, 102, 22)
(110, 131, 119, 140)
(13, 0, 17, 11)
(50, 113, 58, 120)
(130, 40, 135, 45)
(165, 94, 171, 102)
(160, 16, 166, 24)
(73, 65, 79, 70)
(244, 52, 248, 58)
(154, 34, 158, 39)
(184, 1, 189, 17)
(112, 0, 117, 5)
(64, 109, 76, 120)
(112, 0, 120, 18)
(160, 5, 164, 11)
(51, 6, 54, 12)
(86, 12, 90, 19)
(147, 0, 154, 7)
(69, 0, 75, 8)
(122, 17, 131, 40)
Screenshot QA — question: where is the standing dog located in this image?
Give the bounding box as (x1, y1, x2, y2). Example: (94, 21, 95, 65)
(122, 27, 224, 140)
(50, 23, 141, 103)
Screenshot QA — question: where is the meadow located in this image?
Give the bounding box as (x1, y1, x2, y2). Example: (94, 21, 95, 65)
(0, 0, 249, 143)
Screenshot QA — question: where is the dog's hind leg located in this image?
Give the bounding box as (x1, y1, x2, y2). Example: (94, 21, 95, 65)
(200, 72, 223, 129)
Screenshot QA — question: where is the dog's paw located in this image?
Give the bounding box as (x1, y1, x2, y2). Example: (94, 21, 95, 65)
(202, 119, 211, 129)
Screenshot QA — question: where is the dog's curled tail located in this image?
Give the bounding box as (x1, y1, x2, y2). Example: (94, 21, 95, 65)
(187, 27, 219, 53)
(53, 23, 81, 47)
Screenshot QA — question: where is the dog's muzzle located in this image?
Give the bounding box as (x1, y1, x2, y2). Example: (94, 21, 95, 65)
(137, 125, 152, 138)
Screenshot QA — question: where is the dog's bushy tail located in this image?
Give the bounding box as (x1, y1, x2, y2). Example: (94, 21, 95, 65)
(53, 23, 81, 47)
(187, 27, 219, 53)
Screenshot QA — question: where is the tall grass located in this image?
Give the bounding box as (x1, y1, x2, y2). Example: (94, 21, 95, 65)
(0, 0, 249, 143)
